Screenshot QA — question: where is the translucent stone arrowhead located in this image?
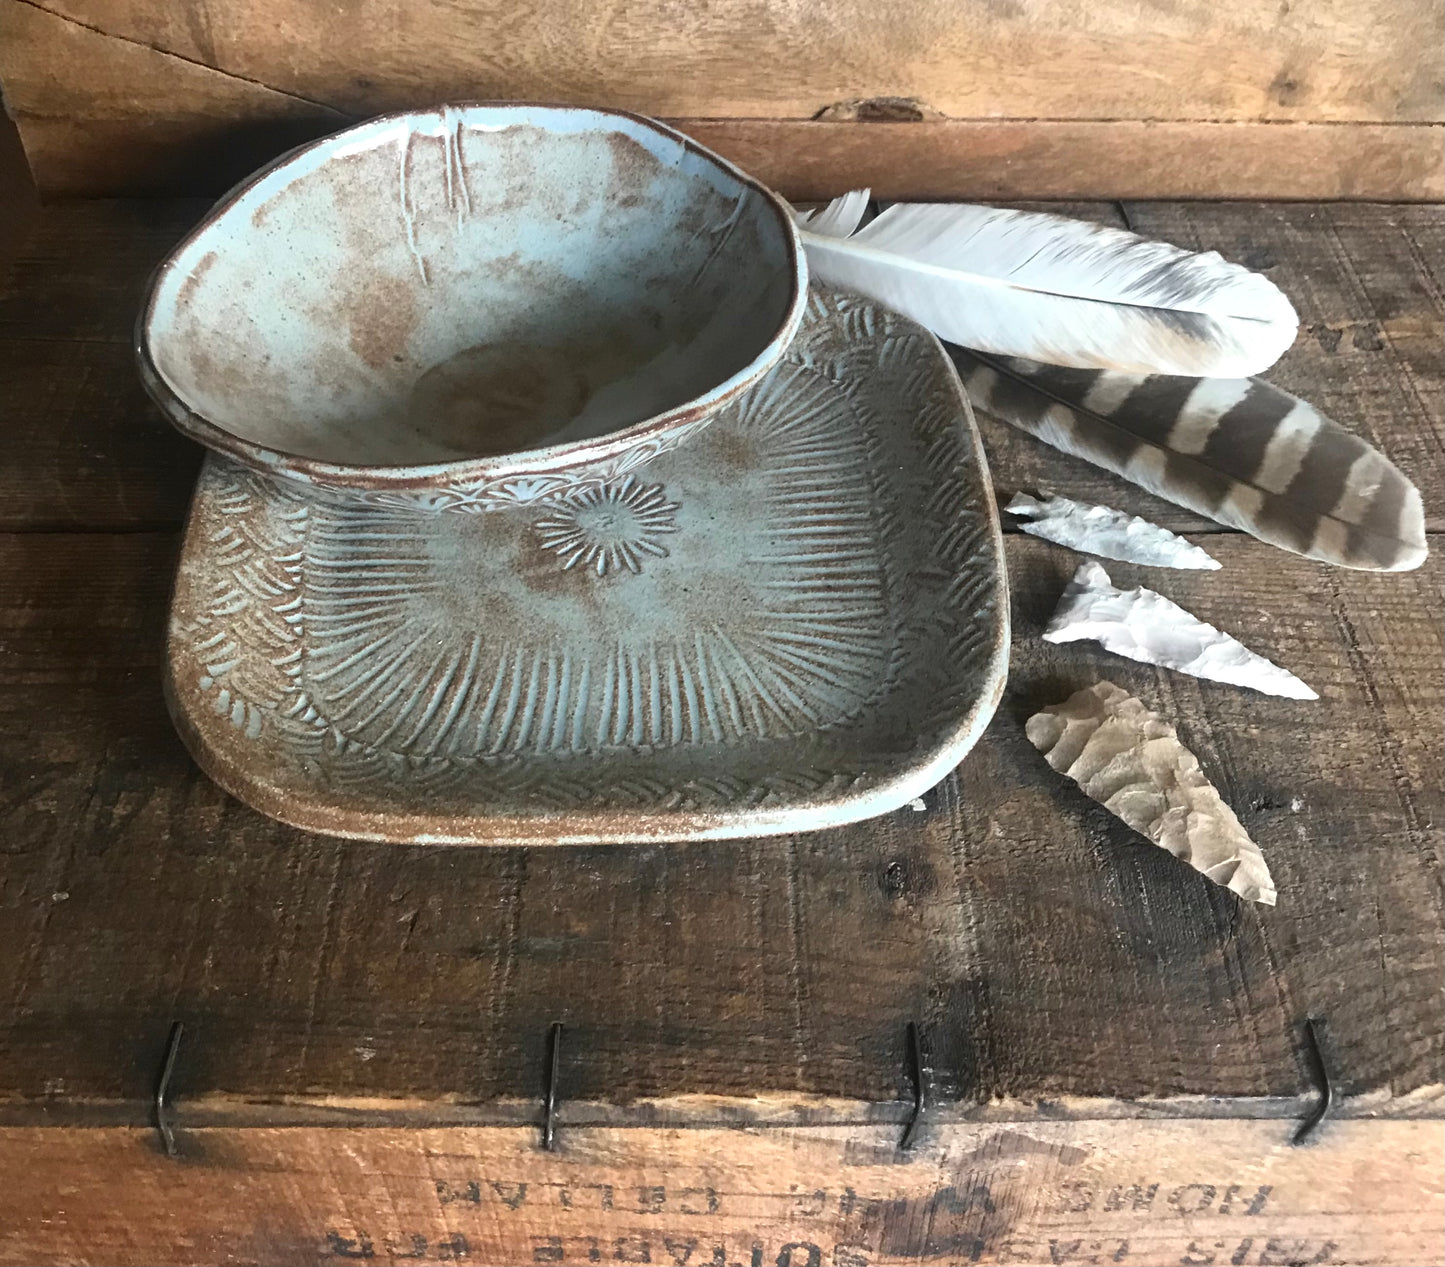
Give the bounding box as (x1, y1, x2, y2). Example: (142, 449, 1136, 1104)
(1044, 562, 1318, 700)
(1007, 492, 1221, 569)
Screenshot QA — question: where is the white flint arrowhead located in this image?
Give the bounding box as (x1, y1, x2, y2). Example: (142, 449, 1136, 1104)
(1044, 562, 1318, 700)
(1007, 492, 1221, 569)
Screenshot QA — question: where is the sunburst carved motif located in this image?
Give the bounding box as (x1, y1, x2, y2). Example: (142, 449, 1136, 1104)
(166, 289, 1007, 840)
(532, 478, 680, 574)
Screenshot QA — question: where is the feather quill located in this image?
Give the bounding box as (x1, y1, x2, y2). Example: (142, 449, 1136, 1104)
(796, 190, 1298, 377)
(955, 351, 1427, 572)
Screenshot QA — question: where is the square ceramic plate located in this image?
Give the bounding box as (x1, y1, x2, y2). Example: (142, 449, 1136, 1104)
(165, 290, 1008, 844)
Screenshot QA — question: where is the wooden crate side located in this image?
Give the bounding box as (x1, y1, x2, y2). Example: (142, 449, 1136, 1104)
(0, 1120, 1440, 1266)
(683, 120, 1445, 203)
(0, 0, 1442, 199)
(8, 115, 1443, 201)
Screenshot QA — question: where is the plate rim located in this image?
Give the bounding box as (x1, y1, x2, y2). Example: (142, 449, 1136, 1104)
(163, 300, 1010, 845)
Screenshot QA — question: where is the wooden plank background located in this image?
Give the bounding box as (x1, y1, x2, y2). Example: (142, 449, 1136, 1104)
(1, 0, 1442, 199)
(2, 1121, 1442, 1266)
(0, 198, 1440, 1113)
(0, 192, 1440, 1261)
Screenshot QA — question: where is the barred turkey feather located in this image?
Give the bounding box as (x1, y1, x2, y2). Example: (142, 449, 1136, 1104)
(796, 191, 1298, 377)
(954, 351, 1427, 572)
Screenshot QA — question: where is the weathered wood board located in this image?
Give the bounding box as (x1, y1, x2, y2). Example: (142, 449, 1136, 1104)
(3, 526, 1440, 1107)
(0, 200, 1440, 1262)
(1, 1121, 1442, 1266)
(0, 201, 1441, 1111)
(1, 200, 1440, 534)
(0, 0, 1441, 198)
(678, 120, 1445, 203)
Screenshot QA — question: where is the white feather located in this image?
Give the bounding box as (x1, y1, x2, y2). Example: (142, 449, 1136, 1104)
(795, 189, 870, 239)
(795, 190, 1298, 377)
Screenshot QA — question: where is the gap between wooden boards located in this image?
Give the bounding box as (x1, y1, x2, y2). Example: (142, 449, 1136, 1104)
(3, 1088, 1441, 1130)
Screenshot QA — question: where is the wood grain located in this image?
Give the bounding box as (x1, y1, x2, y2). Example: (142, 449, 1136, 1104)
(1, 1121, 1441, 1266)
(8, 0, 1440, 122)
(0, 528, 1439, 1108)
(13, 115, 1445, 202)
(1, 201, 1440, 534)
(0, 198, 1440, 1263)
(685, 120, 1445, 203)
(1, 0, 1442, 198)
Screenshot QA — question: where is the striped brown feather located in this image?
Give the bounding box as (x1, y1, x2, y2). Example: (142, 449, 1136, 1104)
(953, 351, 1426, 572)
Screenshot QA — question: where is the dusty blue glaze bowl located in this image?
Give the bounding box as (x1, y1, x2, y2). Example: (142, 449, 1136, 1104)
(139, 104, 807, 512)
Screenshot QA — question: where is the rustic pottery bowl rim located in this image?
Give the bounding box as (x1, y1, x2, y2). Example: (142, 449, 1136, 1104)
(135, 102, 808, 493)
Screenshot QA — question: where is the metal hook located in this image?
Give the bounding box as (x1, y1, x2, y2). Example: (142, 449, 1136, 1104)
(542, 1022, 563, 1151)
(154, 1020, 184, 1158)
(900, 1020, 925, 1150)
(1292, 1016, 1334, 1145)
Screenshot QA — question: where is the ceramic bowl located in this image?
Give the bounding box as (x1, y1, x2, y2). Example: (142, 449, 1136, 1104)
(138, 104, 806, 512)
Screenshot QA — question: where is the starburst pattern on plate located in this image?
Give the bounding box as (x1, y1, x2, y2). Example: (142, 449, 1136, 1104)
(532, 477, 680, 574)
(165, 289, 1008, 840)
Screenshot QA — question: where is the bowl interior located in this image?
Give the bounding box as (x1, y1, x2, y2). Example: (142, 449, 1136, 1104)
(145, 107, 798, 468)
